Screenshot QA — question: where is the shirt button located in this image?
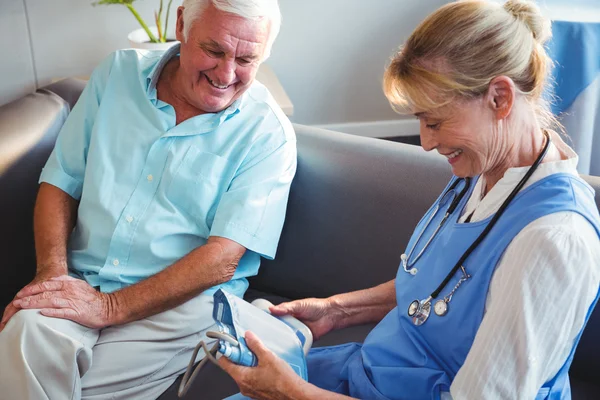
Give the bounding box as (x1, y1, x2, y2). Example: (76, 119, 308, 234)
(112, 259, 120, 266)
(147, 174, 154, 182)
(126, 215, 134, 223)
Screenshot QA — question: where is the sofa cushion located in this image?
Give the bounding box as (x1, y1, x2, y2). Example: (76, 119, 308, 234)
(0, 89, 70, 309)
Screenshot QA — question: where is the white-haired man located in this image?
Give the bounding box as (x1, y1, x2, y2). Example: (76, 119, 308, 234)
(0, 0, 295, 398)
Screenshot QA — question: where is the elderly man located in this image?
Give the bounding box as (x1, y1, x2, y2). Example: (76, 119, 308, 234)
(0, 0, 295, 398)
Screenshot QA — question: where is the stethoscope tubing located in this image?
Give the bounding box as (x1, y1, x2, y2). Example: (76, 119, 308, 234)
(402, 177, 471, 271)
(430, 131, 552, 299)
(406, 132, 552, 325)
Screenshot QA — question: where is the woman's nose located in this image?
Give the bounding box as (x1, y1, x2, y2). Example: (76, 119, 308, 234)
(419, 127, 438, 152)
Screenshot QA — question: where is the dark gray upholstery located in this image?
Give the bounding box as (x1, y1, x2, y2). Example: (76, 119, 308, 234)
(0, 89, 70, 309)
(1, 79, 599, 399)
(41, 78, 87, 111)
(251, 127, 451, 299)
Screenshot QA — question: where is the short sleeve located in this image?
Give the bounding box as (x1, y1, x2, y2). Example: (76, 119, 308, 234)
(210, 132, 297, 259)
(39, 53, 115, 199)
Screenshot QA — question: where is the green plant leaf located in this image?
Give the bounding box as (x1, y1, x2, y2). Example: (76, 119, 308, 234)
(92, 0, 165, 43)
(164, 0, 174, 41)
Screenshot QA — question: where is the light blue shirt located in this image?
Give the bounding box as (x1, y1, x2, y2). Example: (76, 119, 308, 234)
(39, 45, 297, 296)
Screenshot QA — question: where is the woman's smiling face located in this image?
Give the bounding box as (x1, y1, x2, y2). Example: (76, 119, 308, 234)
(416, 96, 506, 179)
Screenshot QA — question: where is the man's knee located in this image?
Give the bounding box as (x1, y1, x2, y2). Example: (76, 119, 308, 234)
(0, 310, 47, 368)
(1, 309, 96, 347)
(0, 310, 97, 397)
(0, 309, 42, 338)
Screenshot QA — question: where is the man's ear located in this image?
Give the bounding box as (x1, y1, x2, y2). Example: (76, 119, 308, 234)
(175, 6, 185, 43)
(487, 76, 515, 120)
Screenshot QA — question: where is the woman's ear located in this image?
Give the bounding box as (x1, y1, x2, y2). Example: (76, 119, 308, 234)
(487, 76, 515, 120)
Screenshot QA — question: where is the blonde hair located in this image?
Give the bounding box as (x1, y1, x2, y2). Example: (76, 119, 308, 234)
(384, 0, 558, 130)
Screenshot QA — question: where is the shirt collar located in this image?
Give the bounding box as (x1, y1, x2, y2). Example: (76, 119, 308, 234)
(146, 44, 181, 101)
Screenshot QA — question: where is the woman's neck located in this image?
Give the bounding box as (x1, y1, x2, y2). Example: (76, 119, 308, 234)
(482, 123, 548, 196)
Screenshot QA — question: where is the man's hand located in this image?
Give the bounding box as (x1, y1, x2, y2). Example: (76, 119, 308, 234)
(9, 276, 116, 329)
(0, 270, 65, 333)
(219, 331, 306, 400)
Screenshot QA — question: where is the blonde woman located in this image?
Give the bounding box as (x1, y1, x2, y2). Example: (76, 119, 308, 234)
(220, 1, 600, 399)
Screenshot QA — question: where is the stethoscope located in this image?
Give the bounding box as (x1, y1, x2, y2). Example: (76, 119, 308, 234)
(401, 177, 472, 276)
(403, 131, 551, 326)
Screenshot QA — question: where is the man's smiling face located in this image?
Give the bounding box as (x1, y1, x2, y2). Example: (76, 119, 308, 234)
(175, 3, 270, 113)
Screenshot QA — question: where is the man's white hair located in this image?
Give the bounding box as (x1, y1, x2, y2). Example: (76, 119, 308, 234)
(181, 0, 282, 60)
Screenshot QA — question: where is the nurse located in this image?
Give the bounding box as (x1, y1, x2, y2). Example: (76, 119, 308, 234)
(220, 0, 600, 399)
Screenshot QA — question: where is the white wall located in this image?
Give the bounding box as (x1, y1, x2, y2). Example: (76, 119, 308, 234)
(270, 0, 446, 125)
(4, 0, 444, 126)
(25, 0, 180, 86)
(0, 1, 36, 107)
(4, 1, 600, 124)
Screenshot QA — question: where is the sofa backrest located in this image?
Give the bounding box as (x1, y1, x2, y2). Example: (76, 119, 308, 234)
(0, 79, 86, 309)
(0, 89, 71, 308)
(251, 125, 453, 298)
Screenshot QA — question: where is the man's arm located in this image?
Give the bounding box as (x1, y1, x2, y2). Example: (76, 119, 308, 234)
(108, 236, 246, 325)
(34, 183, 78, 277)
(14, 140, 292, 328)
(108, 137, 296, 325)
(13, 235, 246, 328)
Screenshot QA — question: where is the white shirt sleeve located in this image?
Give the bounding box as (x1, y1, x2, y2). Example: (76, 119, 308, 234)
(449, 211, 600, 400)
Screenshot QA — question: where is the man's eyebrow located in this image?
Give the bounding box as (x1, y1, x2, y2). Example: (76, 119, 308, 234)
(200, 40, 225, 51)
(199, 40, 259, 60)
(238, 53, 259, 61)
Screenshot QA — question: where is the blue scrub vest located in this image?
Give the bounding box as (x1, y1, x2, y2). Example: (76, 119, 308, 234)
(308, 173, 600, 400)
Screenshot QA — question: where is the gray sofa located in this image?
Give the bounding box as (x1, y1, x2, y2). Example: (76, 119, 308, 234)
(1, 79, 599, 399)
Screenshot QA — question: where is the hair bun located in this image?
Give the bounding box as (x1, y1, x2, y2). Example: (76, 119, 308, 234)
(503, 0, 551, 44)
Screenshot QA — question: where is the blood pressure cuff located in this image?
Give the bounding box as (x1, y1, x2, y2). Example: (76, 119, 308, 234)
(214, 289, 308, 379)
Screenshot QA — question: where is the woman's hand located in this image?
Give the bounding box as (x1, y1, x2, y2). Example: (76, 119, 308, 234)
(269, 297, 346, 340)
(219, 331, 306, 400)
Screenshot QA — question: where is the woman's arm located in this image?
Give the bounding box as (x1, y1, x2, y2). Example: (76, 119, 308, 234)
(270, 279, 396, 339)
(450, 212, 600, 399)
(329, 279, 397, 329)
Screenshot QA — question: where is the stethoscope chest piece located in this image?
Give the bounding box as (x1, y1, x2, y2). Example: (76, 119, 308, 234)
(408, 300, 419, 317)
(401, 254, 419, 275)
(408, 298, 431, 326)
